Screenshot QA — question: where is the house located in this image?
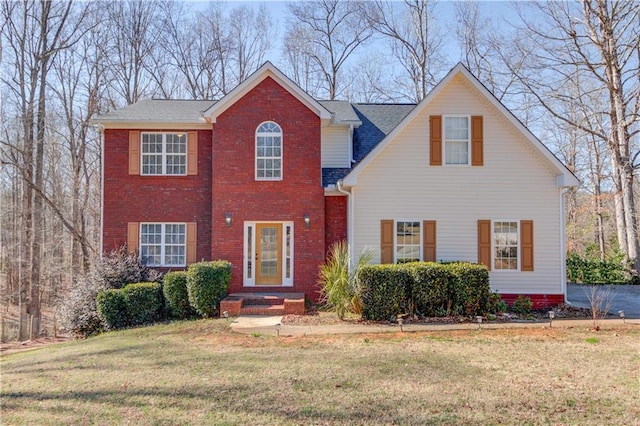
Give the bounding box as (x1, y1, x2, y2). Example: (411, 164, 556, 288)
(94, 62, 579, 312)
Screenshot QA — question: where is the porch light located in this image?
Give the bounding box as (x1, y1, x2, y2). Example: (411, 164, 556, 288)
(304, 213, 310, 228)
(618, 310, 625, 323)
(225, 212, 232, 227)
(548, 310, 555, 327)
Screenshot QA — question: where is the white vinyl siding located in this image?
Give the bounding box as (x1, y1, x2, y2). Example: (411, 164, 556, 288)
(321, 125, 350, 167)
(351, 76, 563, 295)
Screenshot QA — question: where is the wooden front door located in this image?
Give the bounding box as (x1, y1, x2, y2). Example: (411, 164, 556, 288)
(255, 223, 283, 285)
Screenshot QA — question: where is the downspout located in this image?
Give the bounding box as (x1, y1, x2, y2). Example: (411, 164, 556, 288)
(560, 187, 569, 304)
(336, 179, 354, 261)
(99, 125, 105, 260)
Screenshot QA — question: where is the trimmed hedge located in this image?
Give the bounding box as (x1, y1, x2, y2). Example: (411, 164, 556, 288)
(360, 262, 490, 321)
(96, 289, 128, 330)
(125, 282, 164, 326)
(360, 265, 413, 321)
(187, 261, 232, 318)
(163, 271, 193, 319)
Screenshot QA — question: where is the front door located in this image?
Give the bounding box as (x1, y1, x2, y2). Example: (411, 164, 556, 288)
(255, 223, 283, 285)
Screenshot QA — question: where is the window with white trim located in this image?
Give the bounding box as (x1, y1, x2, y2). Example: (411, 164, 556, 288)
(444, 116, 469, 165)
(140, 223, 186, 266)
(141, 133, 186, 175)
(494, 221, 518, 270)
(396, 221, 420, 263)
(256, 122, 282, 180)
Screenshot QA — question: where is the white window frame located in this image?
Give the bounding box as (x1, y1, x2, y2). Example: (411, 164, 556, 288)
(139, 222, 186, 267)
(492, 220, 519, 271)
(255, 121, 283, 181)
(243, 221, 294, 287)
(394, 219, 421, 264)
(141, 132, 187, 176)
(443, 115, 471, 166)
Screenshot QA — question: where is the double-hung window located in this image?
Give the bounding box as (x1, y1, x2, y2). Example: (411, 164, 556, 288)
(256, 122, 282, 180)
(444, 116, 470, 165)
(140, 223, 186, 266)
(396, 221, 421, 263)
(141, 133, 187, 175)
(493, 221, 518, 270)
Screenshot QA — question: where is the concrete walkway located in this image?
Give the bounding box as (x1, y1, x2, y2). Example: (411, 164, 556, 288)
(229, 315, 639, 337)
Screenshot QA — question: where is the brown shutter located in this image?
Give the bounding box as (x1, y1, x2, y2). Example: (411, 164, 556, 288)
(381, 220, 394, 264)
(186, 222, 197, 264)
(187, 131, 198, 175)
(129, 131, 140, 174)
(423, 220, 436, 262)
(521, 220, 534, 271)
(430, 115, 442, 166)
(127, 222, 139, 254)
(477, 220, 491, 271)
(471, 116, 483, 166)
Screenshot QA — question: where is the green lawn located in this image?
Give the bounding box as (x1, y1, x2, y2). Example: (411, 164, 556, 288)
(1, 320, 639, 425)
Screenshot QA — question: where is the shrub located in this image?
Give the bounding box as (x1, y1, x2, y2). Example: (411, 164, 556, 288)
(566, 249, 629, 284)
(318, 241, 373, 320)
(410, 263, 454, 317)
(447, 263, 490, 316)
(59, 246, 161, 337)
(512, 295, 533, 316)
(96, 289, 128, 330)
(124, 282, 164, 326)
(163, 271, 193, 319)
(487, 292, 507, 314)
(360, 264, 413, 321)
(187, 261, 231, 317)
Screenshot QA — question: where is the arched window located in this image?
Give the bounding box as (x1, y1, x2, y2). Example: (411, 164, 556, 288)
(255, 121, 282, 180)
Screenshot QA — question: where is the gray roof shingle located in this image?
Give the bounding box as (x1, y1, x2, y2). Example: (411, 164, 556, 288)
(319, 100, 361, 124)
(94, 99, 216, 123)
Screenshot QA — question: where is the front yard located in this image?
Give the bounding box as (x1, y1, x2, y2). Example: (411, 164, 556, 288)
(1, 320, 638, 425)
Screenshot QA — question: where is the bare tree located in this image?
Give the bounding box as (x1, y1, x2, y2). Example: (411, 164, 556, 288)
(500, 0, 640, 271)
(284, 0, 373, 99)
(362, 0, 445, 102)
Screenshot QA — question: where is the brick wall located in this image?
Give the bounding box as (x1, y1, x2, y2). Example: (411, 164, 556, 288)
(211, 76, 325, 301)
(324, 195, 347, 255)
(102, 129, 212, 264)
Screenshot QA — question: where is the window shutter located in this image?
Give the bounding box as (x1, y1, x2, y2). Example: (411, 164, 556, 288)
(430, 115, 442, 166)
(186, 222, 197, 264)
(187, 131, 198, 175)
(471, 116, 483, 166)
(129, 131, 140, 175)
(423, 220, 436, 262)
(477, 220, 491, 271)
(381, 220, 394, 264)
(127, 222, 139, 254)
(521, 220, 534, 271)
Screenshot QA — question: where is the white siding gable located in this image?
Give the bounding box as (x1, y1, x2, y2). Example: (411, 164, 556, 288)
(351, 75, 564, 295)
(321, 125, 351, 168)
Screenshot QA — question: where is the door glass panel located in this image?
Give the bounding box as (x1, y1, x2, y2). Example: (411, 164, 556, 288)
(260, 227, 278, 277)
(247, 226, 253, 279)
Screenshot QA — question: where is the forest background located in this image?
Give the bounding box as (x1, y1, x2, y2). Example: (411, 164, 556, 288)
(1, 0, 638, 338)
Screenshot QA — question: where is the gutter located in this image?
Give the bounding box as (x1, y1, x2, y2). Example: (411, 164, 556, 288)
(560, 187, 570, 305)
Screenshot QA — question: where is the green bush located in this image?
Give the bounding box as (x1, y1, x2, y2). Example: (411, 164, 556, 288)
(566, 249, 629, 284)
(187, 261, 231, 317)
(96, 289, 128, 330)
(410, 263, 453, 317)
(447, 263, 490, 316)
(360, 262, 490, 321)
(163, 271, 194, 319)
(124, 282, 164, 326)
(512, 295, 533, 316)
(360, 264, 413, 321)
(487, 292, 507, 314)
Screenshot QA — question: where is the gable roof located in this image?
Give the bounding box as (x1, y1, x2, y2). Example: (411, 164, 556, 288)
(204, 61, 332, 123)
(93, 99, 214, 125)
(342, 63, 580, 188)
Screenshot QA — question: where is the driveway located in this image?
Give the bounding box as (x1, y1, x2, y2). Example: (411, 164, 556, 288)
(567, 284, 640, 319)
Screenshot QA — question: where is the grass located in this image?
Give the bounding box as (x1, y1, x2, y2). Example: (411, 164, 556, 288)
(2, 320, 639, 425)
